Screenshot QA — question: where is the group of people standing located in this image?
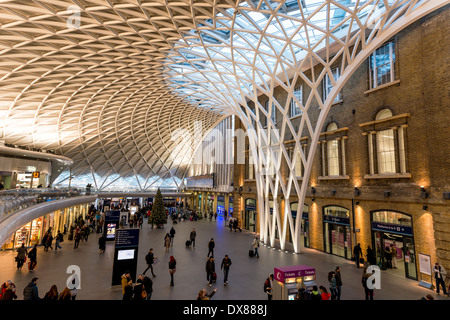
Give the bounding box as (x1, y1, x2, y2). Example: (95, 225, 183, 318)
(0, 277, 78, 301)
(263, 267, 344, 301)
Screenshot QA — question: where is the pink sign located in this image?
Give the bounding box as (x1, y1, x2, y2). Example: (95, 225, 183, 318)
(274, 265, 316, 283)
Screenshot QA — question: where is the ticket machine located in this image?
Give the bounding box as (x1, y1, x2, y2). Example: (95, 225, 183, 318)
(272, 265, 317, 300)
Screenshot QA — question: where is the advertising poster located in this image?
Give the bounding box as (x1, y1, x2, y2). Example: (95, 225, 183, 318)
(419, 253, 431, 275)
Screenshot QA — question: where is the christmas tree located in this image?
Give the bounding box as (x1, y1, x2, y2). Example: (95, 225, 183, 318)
(149, 188, 167, 227)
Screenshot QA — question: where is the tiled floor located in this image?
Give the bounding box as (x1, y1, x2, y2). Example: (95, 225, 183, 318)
(0, 217, 447, 300)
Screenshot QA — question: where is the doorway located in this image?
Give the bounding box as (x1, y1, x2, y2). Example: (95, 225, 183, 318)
(371, 210, 417, 280)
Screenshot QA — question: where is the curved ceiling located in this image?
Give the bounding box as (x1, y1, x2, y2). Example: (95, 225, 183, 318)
(0, 0, 442, 190)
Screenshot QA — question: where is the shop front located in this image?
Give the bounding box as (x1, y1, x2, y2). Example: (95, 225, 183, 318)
(245, 198, 257, 232)
(228, 196, 233, 218)
(290, 203, 309, 248)
(323, 206, 352, 260)
(1, 203, 90, 250)
(207, 194, 214, 213)
(371, 210, 417, 280)
(217, 195, 225, 216)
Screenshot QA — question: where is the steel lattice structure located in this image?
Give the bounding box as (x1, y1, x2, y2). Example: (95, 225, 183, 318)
(0, 0, 446, 251)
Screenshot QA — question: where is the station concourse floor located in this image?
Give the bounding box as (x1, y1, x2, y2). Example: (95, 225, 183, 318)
(0, 217, 447, 301)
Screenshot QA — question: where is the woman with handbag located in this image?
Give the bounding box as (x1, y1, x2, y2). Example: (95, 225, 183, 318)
(169, 256, 176, 286)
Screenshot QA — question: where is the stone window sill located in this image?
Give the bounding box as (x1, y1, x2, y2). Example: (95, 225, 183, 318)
(364, 173, 411, 179)
(318, 175, 350, 180)
(364, 80, 401, 95)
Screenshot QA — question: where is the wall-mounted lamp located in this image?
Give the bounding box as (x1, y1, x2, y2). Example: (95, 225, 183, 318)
(331, 189, 336, 196)
(355, 201, 360, 206)
(312, 198, 315, 202)
(239, 186, 243, 192)
(354, 187, 361, 196)
(422, 205, 428, 211)
(384, 191, 391, 198)
(420, 186, 428, 199)
(311, 187, 316, 195)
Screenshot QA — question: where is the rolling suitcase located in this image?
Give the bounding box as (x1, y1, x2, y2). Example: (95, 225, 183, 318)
(185, 240, 191, 248)
(249, 249, 255, 257)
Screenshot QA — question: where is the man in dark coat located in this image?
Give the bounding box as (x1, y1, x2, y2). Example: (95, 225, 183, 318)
(206, 257, 216, 287)
(98, 235, 106, 254)
(169, 227, 176, 244)
(28, 245, 37, 271)
(220, 255, 232, 285)
(23, 278, 40, 300)
(353, 243, 363, 268)
(143, 248, 156, 277)
(207, 238, 215, 258)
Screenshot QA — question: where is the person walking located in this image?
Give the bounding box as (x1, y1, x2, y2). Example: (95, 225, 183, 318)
(251, 236, 260, 258)
(207, 238, 215, 258)
(221, 255, 232, 285)
(23, 277, 40, 301)
(433, 262, 447, 295)
(335, 267, 343, 300)
(164, 233, 171, 253)
(169, 227, 176, 244)
(44, 233, 53, 251)
(83, 224, 90, 242)
(353, 243, 363, 268)
(143, 248, 157, 277)
(98, 234, 106, 254)
(264, 273, 274, 300)
(328, 271, 337, 300)
(206, 257, 216, 287)
(28, 244, 37, 271)
(169, 256, 177, 287)
(190, 228, 197, 248)
(73, 227, 81, 249)
(55, 231, 63, 251)
(16, 243, 27, 270)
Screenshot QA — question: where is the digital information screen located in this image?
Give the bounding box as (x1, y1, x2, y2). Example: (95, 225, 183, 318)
(117, 249, 135, 260)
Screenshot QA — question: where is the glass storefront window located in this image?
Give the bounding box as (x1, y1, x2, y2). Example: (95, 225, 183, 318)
(323, 206, 351, 260)
(324, 206, 350, 218)
(372, 210, 412, 226)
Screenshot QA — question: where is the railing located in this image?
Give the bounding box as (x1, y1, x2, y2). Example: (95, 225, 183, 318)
(0, 187, 85, 223)
(0, 186, 190, 224)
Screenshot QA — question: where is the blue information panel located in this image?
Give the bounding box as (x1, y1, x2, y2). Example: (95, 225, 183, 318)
(372, 222, 413, 236)
(115, 228, 140, 248)
(323, 215, 350, 225)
